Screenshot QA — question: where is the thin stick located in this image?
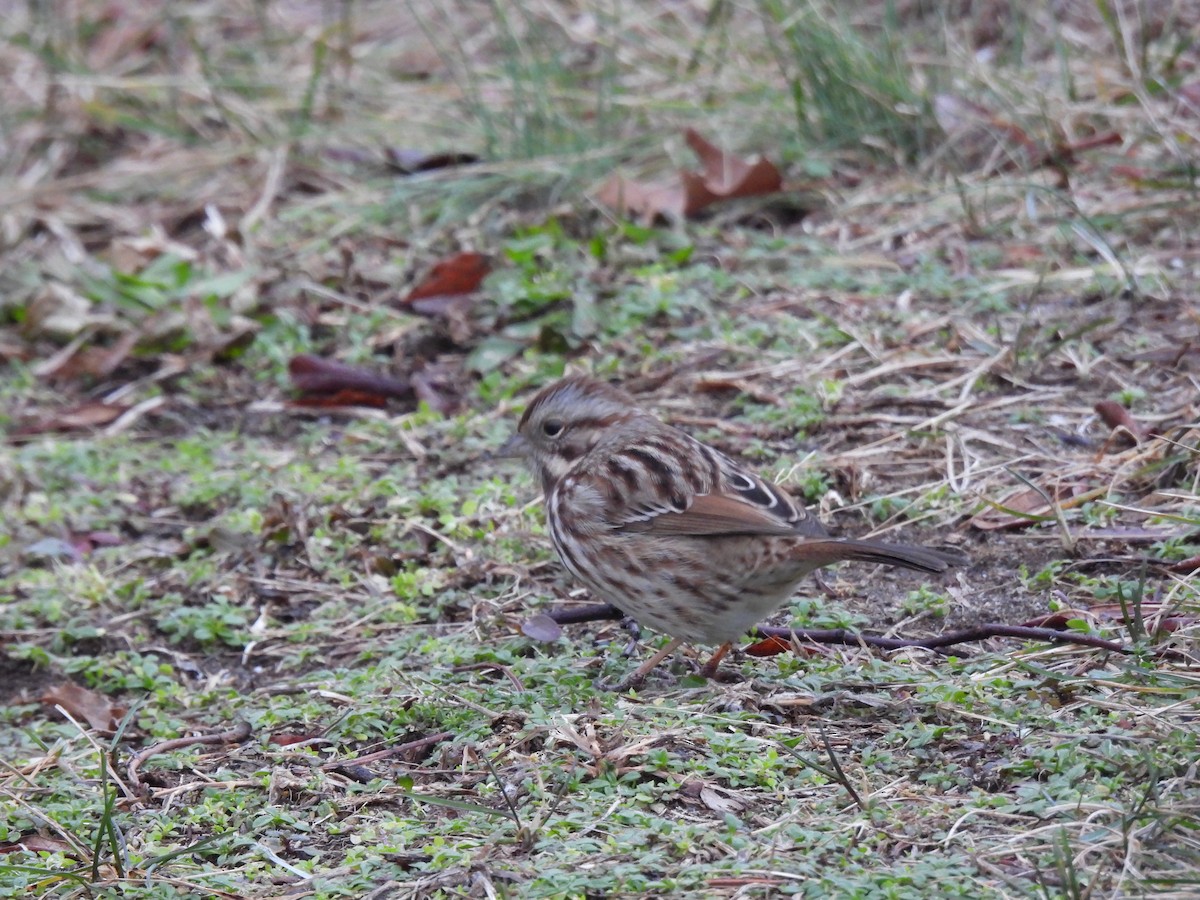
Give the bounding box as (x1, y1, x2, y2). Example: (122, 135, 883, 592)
(127, 722, 253, 795)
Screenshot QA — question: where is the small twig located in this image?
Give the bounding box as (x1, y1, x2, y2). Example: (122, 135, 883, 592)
(322, 730, 453, 770)
(546, 604, 627, 626)
(537, 604, 1131, 655)
(452, 662, 525, 691)
(755, 623, 1129, 655)
(776, 729, 865, 812)
(127, 721, 252, 795)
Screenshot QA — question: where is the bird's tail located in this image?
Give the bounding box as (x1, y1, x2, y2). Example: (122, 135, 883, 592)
(809, 539, 967, 574)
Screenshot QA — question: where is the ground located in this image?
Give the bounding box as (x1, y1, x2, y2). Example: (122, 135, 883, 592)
(1, 2, 1199, 898)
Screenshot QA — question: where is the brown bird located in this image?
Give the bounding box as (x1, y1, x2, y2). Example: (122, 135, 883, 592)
(501, 375, 963, 687)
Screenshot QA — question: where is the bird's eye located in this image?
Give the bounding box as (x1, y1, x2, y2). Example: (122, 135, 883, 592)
(542, 419, 564, 438)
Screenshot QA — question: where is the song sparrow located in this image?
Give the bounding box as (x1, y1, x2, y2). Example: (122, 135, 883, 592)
(501, 375, 963, 686)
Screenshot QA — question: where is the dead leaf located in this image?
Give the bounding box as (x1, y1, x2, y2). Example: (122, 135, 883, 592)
(290, 388, 390, 409)
(1095, 400, 1152, 444)
(969, 482, 1086, 531)
(0, 834, 80, 857)
(595, 128, 782, 223)
(270, 732, 322, 746)
(36, 330, 140, 383)
(684, 128, 782, 198)
(1168, 555, 1200, 575)
(678, 779, 750, 814)
(522, 614, 563, 643)
(699, 784, 749, 815)
(402, 251, 491, 316)
(13, 401, 130, 436)
(288, 354, 414, 407)
(594, 175, 696, 222)
(41, 682, 127, 735)
(743, 635, 792, 657)
(1127, 341, 1197, 371)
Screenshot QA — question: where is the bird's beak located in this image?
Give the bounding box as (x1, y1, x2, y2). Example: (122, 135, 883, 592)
(495, 433, 530, 460)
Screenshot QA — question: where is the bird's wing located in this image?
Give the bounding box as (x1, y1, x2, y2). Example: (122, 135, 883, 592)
(615, 450, 827, 538)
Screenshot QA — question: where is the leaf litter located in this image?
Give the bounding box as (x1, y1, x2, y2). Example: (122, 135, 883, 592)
(1, 2, 1199, 897)
(595, 128, 783, 223)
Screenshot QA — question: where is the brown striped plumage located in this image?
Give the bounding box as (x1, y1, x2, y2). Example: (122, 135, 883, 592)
(502, 375, 963, 682)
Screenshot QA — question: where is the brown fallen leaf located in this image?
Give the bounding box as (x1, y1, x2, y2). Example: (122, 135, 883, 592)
(291, 388, 390, 409)
(270, 732, 323, 746)
(679, 779, 750, 814)
(36, 330, 140, 383)
(743, 634, 793, 658)
(1168, 555, 1200, 575)
(1094, 400, 1152, 444)
(684, 127, 782, 198)
(398, 252, 492, 345)
(595, 128, 783, 223)
(402, 251, 491, 316)
(41, 682, 127, 735)
(969, 481, 1089, 531)
(13, 401, 131, 437)
(0, 834, 80, 857)
(594, 175, 695, 223)
(288, 354, 414, 407)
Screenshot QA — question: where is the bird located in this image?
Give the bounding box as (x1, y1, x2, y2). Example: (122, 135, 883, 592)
(500, 375, 963, 688)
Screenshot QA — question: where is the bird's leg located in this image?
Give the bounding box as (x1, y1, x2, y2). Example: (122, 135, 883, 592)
(604, 637, 683, 692)
(619, 615, 642, 658)
(699, 642, 733, 679)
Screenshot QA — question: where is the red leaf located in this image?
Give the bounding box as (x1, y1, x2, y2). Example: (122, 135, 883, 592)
(743, 635, 793, 658)
(402, 251, 491, 317)
(288, 354, 413, 406)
